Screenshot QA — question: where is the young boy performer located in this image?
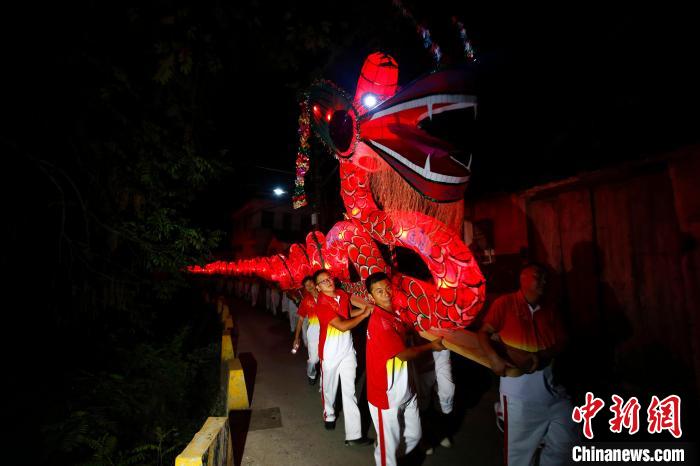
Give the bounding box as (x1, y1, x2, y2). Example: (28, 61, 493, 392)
(314, 269, 373, 446)
(365, 272, 447, 466)
(293, 276, 320, 385)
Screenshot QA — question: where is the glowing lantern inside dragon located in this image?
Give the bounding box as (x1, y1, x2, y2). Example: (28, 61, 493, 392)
(354, 52, 398, 115)
(362, 93, 377, 109)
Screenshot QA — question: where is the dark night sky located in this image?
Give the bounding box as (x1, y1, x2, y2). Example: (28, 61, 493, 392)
(5, 1, 699, 234)
(191, 2, 700, 227)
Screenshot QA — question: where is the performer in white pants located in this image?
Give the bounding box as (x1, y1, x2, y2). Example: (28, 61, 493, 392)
(368, 397, 421, 466)
(301, 313, 310, 348)
(414, 346, 455, 452)
(499, 368, 577, 465)
(281, 291, 289, 315)
(313, 270, 373, 446)
(478, 264, 578, 466)
(432, 349, 455, 415)
(249, 280, 259, 307)
(365, 272, 447, 466)
(286, 292, 299, 333)
(293, 277, 319, 383)
(270, 286, 280, 316)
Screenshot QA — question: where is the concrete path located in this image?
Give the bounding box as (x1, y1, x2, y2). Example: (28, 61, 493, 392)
(229, 297, 504, 466)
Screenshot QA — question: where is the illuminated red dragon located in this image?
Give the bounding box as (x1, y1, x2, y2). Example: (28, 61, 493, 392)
(191, 52, 485, 331)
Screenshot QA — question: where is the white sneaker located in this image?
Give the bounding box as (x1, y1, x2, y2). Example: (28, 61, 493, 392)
(425, 447, 434, 455)
(439, 437, 452, 448)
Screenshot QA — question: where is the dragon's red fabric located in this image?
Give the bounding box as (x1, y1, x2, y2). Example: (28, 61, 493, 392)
(189, 53, 485, 331)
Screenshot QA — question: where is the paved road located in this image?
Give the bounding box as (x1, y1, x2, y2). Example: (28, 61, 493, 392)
(229, 297, 504, 466)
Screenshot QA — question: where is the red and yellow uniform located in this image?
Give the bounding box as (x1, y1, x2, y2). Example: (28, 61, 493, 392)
(484, 290, 563, 354)
(297, 291, 320, 379)
(366, 305, 421, 466)
(484, 290, 576, 466)
(297, 292, 319, 327)
(316, 289, 354, 361)
(366, 306, 412, 409)
(315, 289, 362, 440)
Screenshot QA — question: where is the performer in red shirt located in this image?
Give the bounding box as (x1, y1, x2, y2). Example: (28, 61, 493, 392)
(314, 269, 374, 446)
(365, 272, 446, 466)
(293, 276, 320, 385)
(478, 263, 578, 466)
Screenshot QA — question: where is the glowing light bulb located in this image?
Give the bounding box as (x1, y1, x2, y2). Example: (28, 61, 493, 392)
(362, 93, 378, 109)
(273, 187, 286, 196)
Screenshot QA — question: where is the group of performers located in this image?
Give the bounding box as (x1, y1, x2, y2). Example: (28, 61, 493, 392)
(231, 262, 578, 466)
(234, 270, 456, 465)
(198, 38, 587, 464)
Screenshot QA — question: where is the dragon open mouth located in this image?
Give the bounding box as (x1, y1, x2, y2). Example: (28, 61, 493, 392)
(308, 68, 477, 202)
(359, 71, 477, 202)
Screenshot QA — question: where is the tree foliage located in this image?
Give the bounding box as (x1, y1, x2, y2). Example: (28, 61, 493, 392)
(3, 1, 421, 464)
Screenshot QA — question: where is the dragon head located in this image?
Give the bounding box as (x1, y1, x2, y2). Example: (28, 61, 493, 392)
(307, 52, 477, 204)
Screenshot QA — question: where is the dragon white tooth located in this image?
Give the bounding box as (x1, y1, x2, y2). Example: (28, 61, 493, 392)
(369, 139, 469, 184)
(424, 154, 432, 173)
(449, 155, 469, 170)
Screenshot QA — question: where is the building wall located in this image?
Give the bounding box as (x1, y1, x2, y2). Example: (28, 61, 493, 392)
(230, 198, 313, 260)
(667, 148, 700, 396)
(466, 146, 700, 397)
(467, 193, 528, 256)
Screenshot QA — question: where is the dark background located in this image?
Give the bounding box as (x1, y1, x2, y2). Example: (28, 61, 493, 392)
(8, 1, 699, 229)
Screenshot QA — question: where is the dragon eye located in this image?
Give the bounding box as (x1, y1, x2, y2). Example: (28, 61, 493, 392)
(307, 81, 359, 158)
(328, 110, 355, 153)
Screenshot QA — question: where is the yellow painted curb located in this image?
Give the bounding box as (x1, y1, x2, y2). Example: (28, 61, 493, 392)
(226, 358, 249, 411)
(224, 315, 233, 331)
(175, 417, 232, 466)
(221, 329, 235, 363)
(221, 304, 230, 323)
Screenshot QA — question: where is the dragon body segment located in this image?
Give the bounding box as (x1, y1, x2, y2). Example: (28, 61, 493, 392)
(190, 53, 485, 331)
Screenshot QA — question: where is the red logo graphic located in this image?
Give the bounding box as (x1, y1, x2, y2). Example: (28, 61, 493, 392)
(572, 392, 606, 439)
(647, 395, 682, 438)
(609, 395, 641, 435)
(573, 393, 683, 439)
